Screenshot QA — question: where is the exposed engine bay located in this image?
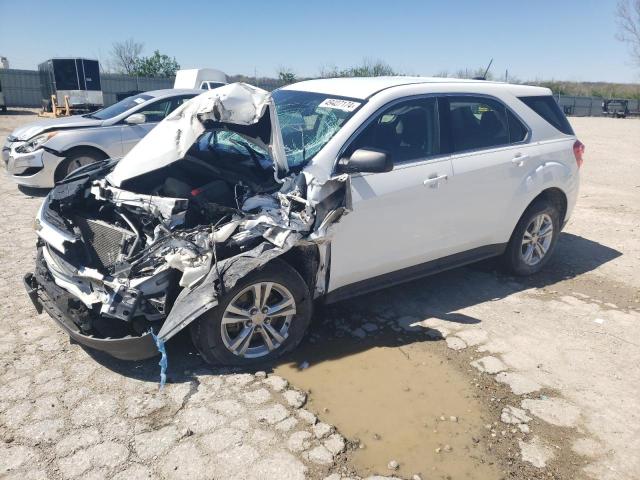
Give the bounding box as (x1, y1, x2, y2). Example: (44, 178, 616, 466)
(29, 83, 350, 358)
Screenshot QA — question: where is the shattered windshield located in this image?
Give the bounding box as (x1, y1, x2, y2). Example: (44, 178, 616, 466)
(196, 129, 273, 170)
(272, 90, 362, 168)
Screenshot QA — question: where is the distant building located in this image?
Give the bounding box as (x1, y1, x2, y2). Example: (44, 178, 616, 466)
(0, 57, 9, 69)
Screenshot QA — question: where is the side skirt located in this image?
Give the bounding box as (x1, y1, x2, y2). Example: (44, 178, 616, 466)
(323, 243, 506, 305)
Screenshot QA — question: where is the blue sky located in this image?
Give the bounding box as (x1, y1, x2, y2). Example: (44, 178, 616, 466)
(1, 0, 638, 83)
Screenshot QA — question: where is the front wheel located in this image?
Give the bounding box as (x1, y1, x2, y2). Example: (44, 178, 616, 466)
(190, 258, 312, 366)
(55, 149, 106, 182)
(504, 199, 560, 276)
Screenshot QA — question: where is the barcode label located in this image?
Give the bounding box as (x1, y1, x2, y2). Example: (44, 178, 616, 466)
(318, 98, 361, 112)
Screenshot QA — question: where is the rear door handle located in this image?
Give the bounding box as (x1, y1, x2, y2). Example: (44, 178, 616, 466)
(511, 154, 529, 166)
(423, 174, 448, 186)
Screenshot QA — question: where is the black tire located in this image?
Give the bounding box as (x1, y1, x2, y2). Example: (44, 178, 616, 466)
(190, 258, 313, 366)
(504, 199, 561, 276)
(55, 149, 106, 181)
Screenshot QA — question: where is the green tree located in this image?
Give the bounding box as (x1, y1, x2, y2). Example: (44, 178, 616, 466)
(277, 67, 297, 84)
(132, 50, 180, 77)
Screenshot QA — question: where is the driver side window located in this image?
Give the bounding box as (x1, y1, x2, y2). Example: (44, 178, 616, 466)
(348, 97, 440, 164)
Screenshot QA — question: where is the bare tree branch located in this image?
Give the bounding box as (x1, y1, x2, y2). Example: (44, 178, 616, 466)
(110, 38, 144, 75)
(616, 0, 640, 66)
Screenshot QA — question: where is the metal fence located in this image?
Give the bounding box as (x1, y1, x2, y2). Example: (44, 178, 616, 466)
(554, 94, 640, 117)
(0, 68, 174, 107)
(3, 68, 640, 116)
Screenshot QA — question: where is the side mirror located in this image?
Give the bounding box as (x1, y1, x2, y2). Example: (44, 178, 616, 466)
(125, 113, 146, 125)
(337, 148, 393, 174)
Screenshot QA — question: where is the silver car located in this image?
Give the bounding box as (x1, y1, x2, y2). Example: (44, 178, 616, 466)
(3, 89, 200, 188)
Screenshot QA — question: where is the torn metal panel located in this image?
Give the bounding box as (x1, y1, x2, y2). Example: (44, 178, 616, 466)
(157, 236, 301, 342)
(107, 83, 288, 186)
(90, 180, 188, 226)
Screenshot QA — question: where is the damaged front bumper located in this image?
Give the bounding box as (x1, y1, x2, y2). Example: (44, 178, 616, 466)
(5, 146, 65, 188)
(23, 269, 158, 361)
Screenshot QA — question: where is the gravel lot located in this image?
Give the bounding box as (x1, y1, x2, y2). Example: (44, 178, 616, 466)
(0, 111, 638, 480)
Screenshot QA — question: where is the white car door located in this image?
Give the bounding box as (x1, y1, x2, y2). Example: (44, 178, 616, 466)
(441, 95, 535, 251)
(328, 97, 456, 292)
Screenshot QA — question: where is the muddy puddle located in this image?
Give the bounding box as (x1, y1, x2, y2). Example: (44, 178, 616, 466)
(277, 334, 502, 479)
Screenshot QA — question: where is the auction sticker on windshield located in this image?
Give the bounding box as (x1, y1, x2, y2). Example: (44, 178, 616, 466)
(318, 98, 361, 112)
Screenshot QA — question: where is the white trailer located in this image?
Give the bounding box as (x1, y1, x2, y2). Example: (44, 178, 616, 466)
(174, 68, 227, 90)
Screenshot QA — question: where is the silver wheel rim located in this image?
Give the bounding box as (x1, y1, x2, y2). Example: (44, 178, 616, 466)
(220, 282, 296, 358)
(521, 213, 553, 266)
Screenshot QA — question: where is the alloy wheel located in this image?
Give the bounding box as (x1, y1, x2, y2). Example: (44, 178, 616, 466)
(220, 282, 296, 358)
(521, 213, 554, 266)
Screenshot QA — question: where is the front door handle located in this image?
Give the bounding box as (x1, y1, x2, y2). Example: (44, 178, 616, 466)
(423, 174, 448, 187)
(511, 154, 529, 166)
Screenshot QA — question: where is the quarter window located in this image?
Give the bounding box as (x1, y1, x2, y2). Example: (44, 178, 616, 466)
(446, 97, 509, 152)
(518, 95, 574, 135)
(507, 110, 528, 143)
(348, 98, 440, 164)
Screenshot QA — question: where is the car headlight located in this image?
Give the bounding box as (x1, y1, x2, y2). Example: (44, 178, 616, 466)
(15, 132, 57, 154)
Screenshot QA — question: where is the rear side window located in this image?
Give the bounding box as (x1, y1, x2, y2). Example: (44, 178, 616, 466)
(518, 95, 574, 135)
(445, 96, 509, 152)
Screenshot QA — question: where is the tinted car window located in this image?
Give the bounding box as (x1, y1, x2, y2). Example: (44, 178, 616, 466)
(349, 98, 439, 164)
(446, 97, 509, 152)
(507, 110, 528, 143)
(518, 95, 574, 135)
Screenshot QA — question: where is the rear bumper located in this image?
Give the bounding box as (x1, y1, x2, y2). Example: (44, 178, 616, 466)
(24, 271, 158, 361)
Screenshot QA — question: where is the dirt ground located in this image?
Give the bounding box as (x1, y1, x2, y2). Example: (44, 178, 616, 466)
(0, 110, 638, 480)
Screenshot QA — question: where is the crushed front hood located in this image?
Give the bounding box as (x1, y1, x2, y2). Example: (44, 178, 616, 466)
(107, 83, 288, 187)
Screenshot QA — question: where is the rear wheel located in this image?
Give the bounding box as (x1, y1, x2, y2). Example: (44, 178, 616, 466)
(55, 149, 106, 181)
(504, 199, 560, 275)
(190, 258, 312, 366)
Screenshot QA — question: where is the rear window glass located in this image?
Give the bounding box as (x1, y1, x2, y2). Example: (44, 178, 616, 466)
(518, 96, 574, 135)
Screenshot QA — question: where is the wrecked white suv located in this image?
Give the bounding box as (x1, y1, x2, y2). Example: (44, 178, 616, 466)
(25, 78, 582, 365)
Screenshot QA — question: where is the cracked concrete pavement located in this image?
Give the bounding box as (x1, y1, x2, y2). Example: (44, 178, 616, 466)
(0, 111, 350, 480)
(1, 111, 639, 480)
(331, 116, 640, 479)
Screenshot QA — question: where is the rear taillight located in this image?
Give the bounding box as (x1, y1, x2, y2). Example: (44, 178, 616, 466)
(573, 140, 585, 168)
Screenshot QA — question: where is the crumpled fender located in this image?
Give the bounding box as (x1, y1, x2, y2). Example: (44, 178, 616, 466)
(157, 235, 301, 342)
